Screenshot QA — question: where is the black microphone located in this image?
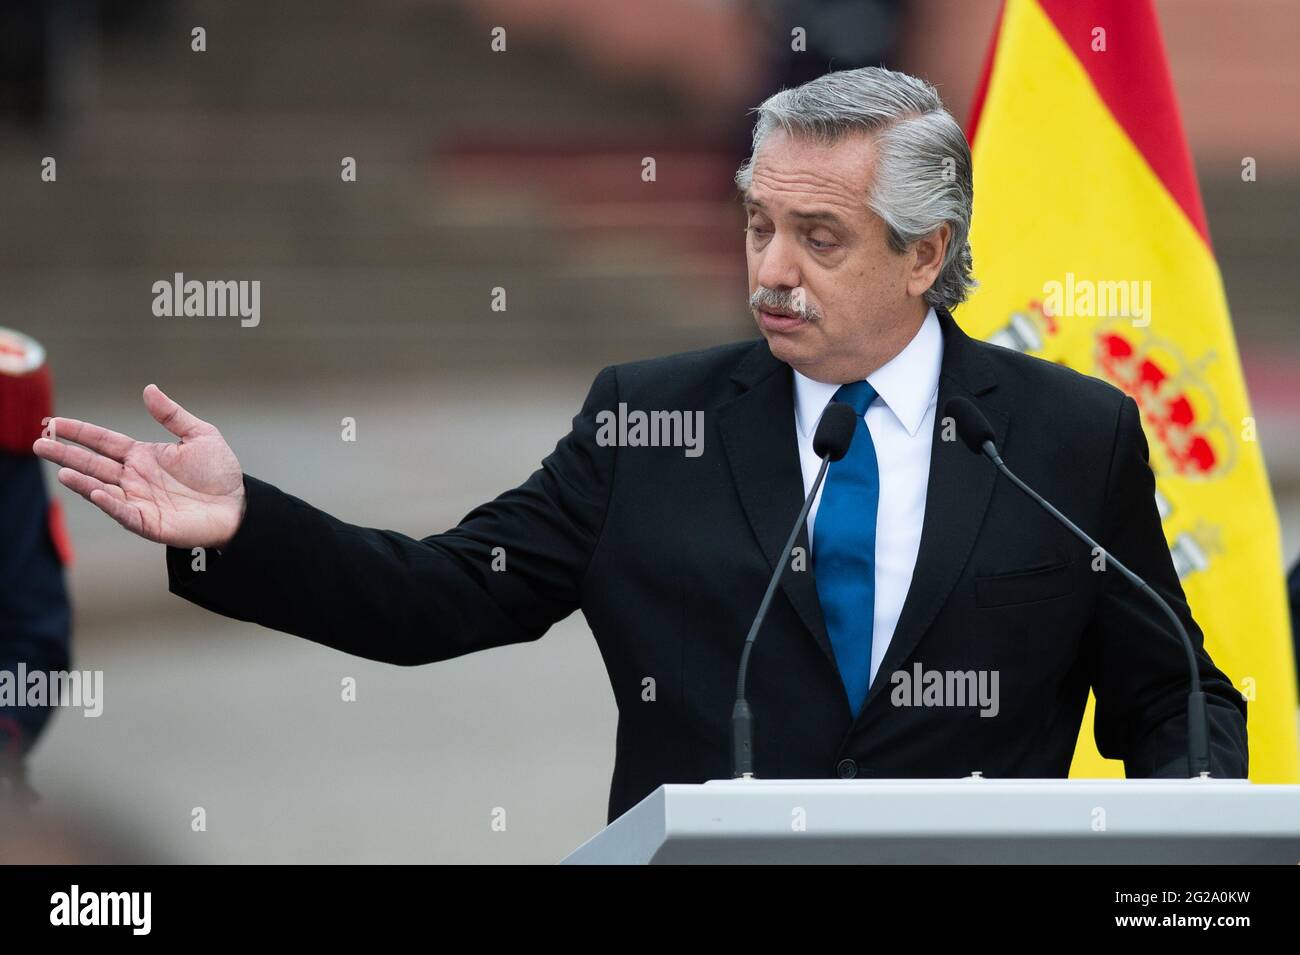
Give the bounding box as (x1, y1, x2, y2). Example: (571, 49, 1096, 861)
(944, 396, 1212, 778)
(732, 401, 858, 779)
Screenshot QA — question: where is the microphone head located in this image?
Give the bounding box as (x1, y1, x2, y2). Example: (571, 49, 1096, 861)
(943, 396, 996, 455)
(814, 401, 859, 461)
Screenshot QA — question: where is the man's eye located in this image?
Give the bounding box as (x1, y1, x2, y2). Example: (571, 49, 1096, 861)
(808, 237, 837, 251)
(747, 224, 771, 237)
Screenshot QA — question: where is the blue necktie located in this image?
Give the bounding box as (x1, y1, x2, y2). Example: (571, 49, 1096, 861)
(813, 381, 879, 719)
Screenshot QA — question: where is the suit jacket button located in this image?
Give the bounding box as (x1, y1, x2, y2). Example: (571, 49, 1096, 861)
(836, 758, 858, 779)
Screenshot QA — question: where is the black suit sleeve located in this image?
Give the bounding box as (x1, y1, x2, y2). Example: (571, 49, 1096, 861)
(1083, 395, 1248, 776)
(166, 366, 619, 665)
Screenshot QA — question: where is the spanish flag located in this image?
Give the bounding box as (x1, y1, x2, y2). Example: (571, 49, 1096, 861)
(961, 0, 1299, 781)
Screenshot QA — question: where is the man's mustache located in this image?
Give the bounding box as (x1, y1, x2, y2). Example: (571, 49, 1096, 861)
(749, 287, 822, 321)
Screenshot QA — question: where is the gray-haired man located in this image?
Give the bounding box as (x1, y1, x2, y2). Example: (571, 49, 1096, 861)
(35, 67, 1247, 823)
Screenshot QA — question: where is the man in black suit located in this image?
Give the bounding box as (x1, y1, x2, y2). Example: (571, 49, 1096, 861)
(34, 67, 1247, 824)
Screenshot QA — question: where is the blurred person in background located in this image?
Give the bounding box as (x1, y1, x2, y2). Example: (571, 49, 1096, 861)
(1289, 560, 1300, 692)
(733, 0, 905, 189)
(0, 329, 73, 805)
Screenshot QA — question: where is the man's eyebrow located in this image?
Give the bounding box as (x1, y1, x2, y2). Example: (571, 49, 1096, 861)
(741, 196, 848, 228)
(789, 209, 848, 227)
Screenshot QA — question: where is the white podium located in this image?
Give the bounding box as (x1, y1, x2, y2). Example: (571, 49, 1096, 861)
(562, 778, 1300, 864)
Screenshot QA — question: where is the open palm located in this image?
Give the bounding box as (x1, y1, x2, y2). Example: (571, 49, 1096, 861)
(32, 384, 246, 548)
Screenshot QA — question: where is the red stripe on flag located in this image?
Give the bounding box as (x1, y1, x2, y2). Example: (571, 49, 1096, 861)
(965, 0, 1005, 146)
(1036, 0, 1210, 245)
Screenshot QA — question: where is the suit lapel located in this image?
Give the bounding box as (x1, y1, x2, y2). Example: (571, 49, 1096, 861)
(717, 344, 836, 669)
(856, 307, 1010, 720)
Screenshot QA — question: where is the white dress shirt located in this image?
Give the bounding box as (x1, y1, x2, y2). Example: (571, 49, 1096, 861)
(792, 307, 944, 690)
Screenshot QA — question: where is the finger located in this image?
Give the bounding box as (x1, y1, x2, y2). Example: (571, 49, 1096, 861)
(57, 467, 126, 502)
(143, 384, 212, 440)
(33, 439, 124, 485)
(88, 487, 144, 537)
(42, 416, 136, 461)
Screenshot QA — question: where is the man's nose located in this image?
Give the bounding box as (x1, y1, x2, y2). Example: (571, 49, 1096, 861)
(754, 232, 801, 292)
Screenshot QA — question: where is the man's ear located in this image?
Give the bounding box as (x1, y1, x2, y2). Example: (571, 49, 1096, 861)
(906, 223, 952, 299)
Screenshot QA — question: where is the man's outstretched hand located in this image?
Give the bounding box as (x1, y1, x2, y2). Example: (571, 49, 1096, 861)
(32, 384, 246, 548)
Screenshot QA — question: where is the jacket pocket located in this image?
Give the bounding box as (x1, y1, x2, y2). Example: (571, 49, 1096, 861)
(975, 558, 1074, 608)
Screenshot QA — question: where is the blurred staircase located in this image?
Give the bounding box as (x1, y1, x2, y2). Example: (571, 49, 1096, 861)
(0, 0, 756, 398)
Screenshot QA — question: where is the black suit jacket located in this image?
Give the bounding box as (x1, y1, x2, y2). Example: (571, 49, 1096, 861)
(167, 307, 1248, 823)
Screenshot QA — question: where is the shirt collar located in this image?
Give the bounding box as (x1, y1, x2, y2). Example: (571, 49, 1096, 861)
(792, 306, 944, 439)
